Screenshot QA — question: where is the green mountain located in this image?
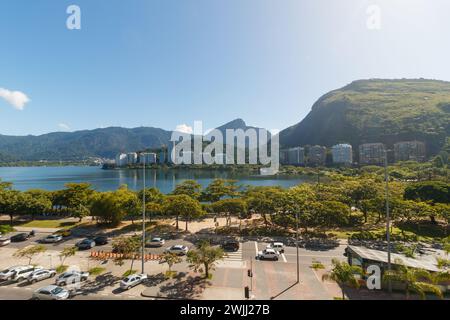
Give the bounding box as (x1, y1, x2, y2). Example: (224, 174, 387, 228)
(0, 127, 172, 161)
(280, 79, 450, 156)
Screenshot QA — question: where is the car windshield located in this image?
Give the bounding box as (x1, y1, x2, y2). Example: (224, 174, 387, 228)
(1, 268, 11, 273)
(51, 287, 64, 295)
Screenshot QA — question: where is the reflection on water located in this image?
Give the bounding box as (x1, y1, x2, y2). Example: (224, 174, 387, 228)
(0, 166, 309, 193)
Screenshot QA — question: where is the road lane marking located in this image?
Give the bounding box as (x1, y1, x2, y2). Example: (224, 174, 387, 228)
(254, 241, 258, 256)
(281, 253, 287, 263)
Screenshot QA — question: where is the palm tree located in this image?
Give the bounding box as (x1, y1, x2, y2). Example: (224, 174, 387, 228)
(322, 259, 364, 300)
(383, 262, 444, 300)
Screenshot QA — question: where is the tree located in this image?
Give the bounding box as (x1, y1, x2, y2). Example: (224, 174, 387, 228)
(0, 179, 12, 191)
(60, 183, 94, 221)
(162, 195, 204, 231)
(112, 236, 141, 274)
(186, 241, 224, 279)
(171, 180, 202, 200)
(0, 190, 20, 225)
(159, 252, 182, 275)
(201, 179, 239, 202)
(343, 179, 381, 223)
(116, 186, 140, 224)
(383, 263, 444, 300)
(58, 246, 78, 268)
(138, 187, 164, 223)
(211, 198, 247, 227)
(24, 190, 52, 220)
(90, 186, 138, 226)
(322, 259, 363, 300)
(14, 245, 47, 265)
(246, 187, 285, 226)
(404, 181, 450, 204)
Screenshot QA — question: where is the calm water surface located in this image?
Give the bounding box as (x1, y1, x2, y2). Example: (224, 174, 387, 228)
(0, 166, 309, 193)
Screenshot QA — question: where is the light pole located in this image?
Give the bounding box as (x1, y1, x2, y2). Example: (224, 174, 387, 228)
(295, 211, 299, 284)
(141, 157, 146, 274)
(384, 148, 392, 293)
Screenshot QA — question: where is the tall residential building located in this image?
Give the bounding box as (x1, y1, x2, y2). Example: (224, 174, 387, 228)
(279, 149, 289, 165)
(308, 145, 327, 166)
(394, 141, 426, 162)
(115, 153, 127, 167)
(139, 152, 157, 164)
(126, 152, 138, 165)
(331, 144, 353, 165)
(158, 150, 166, 164)
(359, 143, 385, 165)
(287, 147, 305, 165)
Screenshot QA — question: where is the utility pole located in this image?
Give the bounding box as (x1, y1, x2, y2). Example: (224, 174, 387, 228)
(384, 149, 391, 293)
(296, 211, 299, 284)
(141, 157, 146, 274)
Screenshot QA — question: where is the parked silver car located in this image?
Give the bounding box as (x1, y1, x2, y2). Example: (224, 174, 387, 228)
(32, 285, 70, 300)
(41, 234, 63, 243)
(0, 266, 25, 281)
(11, 265, 44, 282)
(28, 269, 57, 283)
(55, 270, 89, 286)
(0, 237, 11, 247)
(120, 273, 148, 290)
(164, 245, 189, 256)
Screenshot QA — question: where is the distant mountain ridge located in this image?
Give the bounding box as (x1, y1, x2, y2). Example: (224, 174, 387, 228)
(1, 79, 449, 162)
(0, 127, 172, 161)
(280, 79, 450, 156)
(0, 119, 264, 161)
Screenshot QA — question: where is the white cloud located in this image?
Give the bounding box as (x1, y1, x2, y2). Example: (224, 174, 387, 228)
(0, 88, 30, 110)
(174, 124, 193, 134)
(58, 123, 71, 131)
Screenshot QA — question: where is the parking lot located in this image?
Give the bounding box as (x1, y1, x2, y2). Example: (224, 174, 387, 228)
(1, 231, 345, 300)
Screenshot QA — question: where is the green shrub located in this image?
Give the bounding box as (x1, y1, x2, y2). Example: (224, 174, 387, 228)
(88, 267, 106, 276)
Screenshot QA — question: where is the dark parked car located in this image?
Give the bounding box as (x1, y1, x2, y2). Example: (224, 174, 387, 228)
(10, 233, 31, 242)
(221, 239, 240, 251)
(76, 239, 96, 250)
(93, 236, 108, 246)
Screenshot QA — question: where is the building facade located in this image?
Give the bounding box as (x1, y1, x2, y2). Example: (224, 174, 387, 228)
(359, 143, 385, 165)
(394, 141, 426, 162)
(139, 152, 157, 164)
(115, 153, 127, 167)
(287, 147, 305, 165)
(308, 145, 327, 166)
(126, 152, 138, 165)
(331, 144, 353, 165)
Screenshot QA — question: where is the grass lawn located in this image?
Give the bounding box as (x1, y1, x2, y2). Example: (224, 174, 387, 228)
(17, 220, 79, 229)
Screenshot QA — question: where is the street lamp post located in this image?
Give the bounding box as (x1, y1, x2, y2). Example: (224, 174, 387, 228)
(384, 149, 392, 293)
(296, 211, 299, 284)
(141, 158, 146, 274)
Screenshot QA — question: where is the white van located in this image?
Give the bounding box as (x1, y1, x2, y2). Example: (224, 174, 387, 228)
(266, 242, 285, 253)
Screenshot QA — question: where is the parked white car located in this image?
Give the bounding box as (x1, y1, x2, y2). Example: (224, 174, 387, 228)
(0, 266, 26, 281)
(28, 269, 57, 283)
(257, 248, 280, 261)
(266, 242, 285, 253)
(33, 285, 70, 300)
(41, 234, 63, 243)
(146, 237, 165, 247)
(0, 237, 11, 247)
(12, 265, 44, 282)
(164, 245, 189, 256)
(120, 273, 148, 290)
(55, 270, 89, 286)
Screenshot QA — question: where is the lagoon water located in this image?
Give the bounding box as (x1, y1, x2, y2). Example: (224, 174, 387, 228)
(0, 166, 308, 193)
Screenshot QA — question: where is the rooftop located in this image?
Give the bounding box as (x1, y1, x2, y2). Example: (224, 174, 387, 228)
(347, 245, 440, 272)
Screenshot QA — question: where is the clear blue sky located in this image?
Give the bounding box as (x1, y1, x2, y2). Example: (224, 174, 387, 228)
(1, 0, 449, 135)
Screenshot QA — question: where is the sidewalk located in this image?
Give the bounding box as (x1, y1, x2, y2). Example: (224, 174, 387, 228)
(14, 227, 59, 233)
